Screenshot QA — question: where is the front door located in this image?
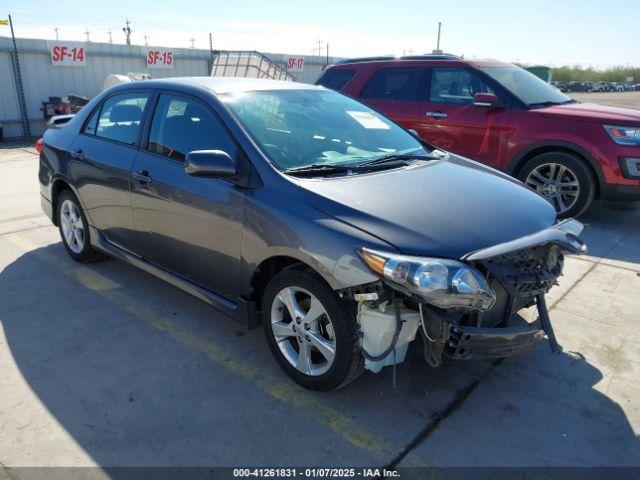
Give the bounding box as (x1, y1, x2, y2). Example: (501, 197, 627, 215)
(130, 92, 244, 300)
(70, 91, 152, 247)
(415, 67, 510, 168)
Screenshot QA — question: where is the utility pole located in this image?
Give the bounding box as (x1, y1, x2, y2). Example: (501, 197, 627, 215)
(54, 27, 59, 40)
(325, 42, 329, 66)
(84, 29, 91, 42)
(144, 34, 149, 46)
(189, 38, 195, 49)
(433, 21, 443, 54)
(108, 29, 112, 43)
(122, 18, 131, 45)
(316, 39, 323, 57)
(208, 32, 214, 74)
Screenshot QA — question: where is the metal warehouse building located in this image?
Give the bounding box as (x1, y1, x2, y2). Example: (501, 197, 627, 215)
(1, 36, 337, 138)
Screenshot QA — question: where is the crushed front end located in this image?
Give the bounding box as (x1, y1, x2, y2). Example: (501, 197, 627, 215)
(352, 219, 587, 372)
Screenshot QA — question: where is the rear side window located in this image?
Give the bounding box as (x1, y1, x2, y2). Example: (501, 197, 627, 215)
(361, 67, 425, 101)
(148, 94, 236, 162)
(95, 92, 150, 145)
(429, 68, 494, 105)
(317, 69, 356, 90)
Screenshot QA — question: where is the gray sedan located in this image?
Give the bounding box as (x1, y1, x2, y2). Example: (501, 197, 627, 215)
(38, 77, 586, 390)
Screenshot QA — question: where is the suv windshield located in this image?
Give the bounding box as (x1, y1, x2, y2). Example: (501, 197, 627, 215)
(478, 65, 573, 107)
(220, 89, 429, 171)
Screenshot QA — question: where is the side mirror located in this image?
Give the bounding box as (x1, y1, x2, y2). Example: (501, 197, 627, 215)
(185, 150, 236, 178)
(473, 93, 503, 109)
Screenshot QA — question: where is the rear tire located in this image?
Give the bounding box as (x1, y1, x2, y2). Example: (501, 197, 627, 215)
(262, 269, 364, 391)
(519, 151, 595, 218)
(56, 190, 104, 263)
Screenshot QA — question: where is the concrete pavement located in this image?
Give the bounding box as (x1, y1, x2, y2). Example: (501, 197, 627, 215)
(0, 144, 638, 471)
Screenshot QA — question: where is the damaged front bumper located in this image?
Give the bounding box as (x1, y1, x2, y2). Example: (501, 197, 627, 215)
(355, 219, 587, 371)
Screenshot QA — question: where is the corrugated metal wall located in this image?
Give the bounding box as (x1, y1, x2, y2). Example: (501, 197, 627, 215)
(0, 36, 338, 138)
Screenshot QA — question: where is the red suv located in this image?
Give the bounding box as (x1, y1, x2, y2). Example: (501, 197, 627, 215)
(317, 55, 640, 217)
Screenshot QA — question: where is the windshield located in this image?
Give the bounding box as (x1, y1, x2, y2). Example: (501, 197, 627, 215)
(478, 65, 573, 107)
(220, 89, 429, 171)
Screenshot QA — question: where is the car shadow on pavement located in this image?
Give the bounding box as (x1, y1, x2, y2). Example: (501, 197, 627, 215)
(0, 243, 638, 467)
(404, 346, 640, 467)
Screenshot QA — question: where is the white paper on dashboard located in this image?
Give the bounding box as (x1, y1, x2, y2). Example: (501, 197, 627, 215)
(346, 111, 390, 129)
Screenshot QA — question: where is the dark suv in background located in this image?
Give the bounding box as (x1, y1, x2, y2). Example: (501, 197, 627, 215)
(318, 55, 640, 217)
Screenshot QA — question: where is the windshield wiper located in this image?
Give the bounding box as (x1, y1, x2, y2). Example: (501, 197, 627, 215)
(528, 99, 576, 108)
(356, 153, 437, 167)
(283, 164, 352, 176)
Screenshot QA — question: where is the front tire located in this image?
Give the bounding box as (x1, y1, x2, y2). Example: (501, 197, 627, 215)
(262, 269, 364, 391)
(519, 151, 595, 218)
(56, 190, 103, 263)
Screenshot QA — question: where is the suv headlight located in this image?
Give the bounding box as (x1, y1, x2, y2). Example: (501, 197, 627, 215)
(358, 248, 496, 311)
(604, 125, 640, 146)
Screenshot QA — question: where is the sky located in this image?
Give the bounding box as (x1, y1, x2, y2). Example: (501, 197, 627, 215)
(1, 0, 638, 69)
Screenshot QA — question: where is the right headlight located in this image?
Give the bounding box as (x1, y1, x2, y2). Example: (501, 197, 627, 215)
(604, 125, 640, 146)
(358, 248, 496, 311)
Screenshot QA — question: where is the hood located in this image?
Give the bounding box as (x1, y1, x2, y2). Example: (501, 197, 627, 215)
(299, 155, 557, 259)
(538, 102, 640, 123)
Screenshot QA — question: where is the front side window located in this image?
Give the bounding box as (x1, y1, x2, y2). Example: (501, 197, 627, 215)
(148, 94, 236, 162)
(429, 68, 494, 105)
(221, 89, 428, 170)
(361, 67, 425, 101)
(478, 65, 573, 107)
(95, 92, 150, 145)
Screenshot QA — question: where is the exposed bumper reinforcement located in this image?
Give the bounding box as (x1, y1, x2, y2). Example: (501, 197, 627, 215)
(444, 316, 545, 359)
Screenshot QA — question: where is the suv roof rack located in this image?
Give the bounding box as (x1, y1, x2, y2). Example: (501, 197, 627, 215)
(336, 54, 461, 65)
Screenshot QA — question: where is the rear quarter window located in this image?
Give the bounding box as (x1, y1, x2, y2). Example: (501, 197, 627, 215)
(316, 69, 356, 91)
(360, 67, 425, 101)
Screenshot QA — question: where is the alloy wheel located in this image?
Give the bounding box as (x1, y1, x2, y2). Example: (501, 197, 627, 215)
(525, 162, 580, 215)
(270, 286, 336, 376)
(60, 199, 85, 254)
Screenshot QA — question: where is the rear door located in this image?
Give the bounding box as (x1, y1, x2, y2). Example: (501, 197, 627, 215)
(70, 91, 152, 247)
(415, 67, 510, 168)
(356, 67, 428, 132)
(129, 91, 244, 299)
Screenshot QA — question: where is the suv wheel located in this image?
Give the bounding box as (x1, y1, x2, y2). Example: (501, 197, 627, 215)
(262, 269, 364, 391)
(519, 152, 595, 218)
(57, 190, 103, 263)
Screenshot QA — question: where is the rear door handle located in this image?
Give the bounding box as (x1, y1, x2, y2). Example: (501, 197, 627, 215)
(426, 111, 448, 118)
(132, 170, 153, 184)
(70, 149, 84, 160)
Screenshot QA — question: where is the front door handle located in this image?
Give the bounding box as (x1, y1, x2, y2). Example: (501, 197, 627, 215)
(70, 149, 84, 160)
(132, 170, 153, 184)
(426, 111, 448, 118)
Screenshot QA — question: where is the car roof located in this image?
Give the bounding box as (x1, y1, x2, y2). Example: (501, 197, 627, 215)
(126, 76, 320, 94)
(327, 56, 513, 69)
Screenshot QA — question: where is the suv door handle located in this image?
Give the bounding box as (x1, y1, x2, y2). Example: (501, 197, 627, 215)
(132, 170, 153, 184)
(426, 111, 448, 118)
(70, 149, 84, 160)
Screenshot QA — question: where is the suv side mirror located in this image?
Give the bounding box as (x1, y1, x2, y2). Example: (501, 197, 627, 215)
(185, 150, 236, 178)
(473, 93, 503, 109)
